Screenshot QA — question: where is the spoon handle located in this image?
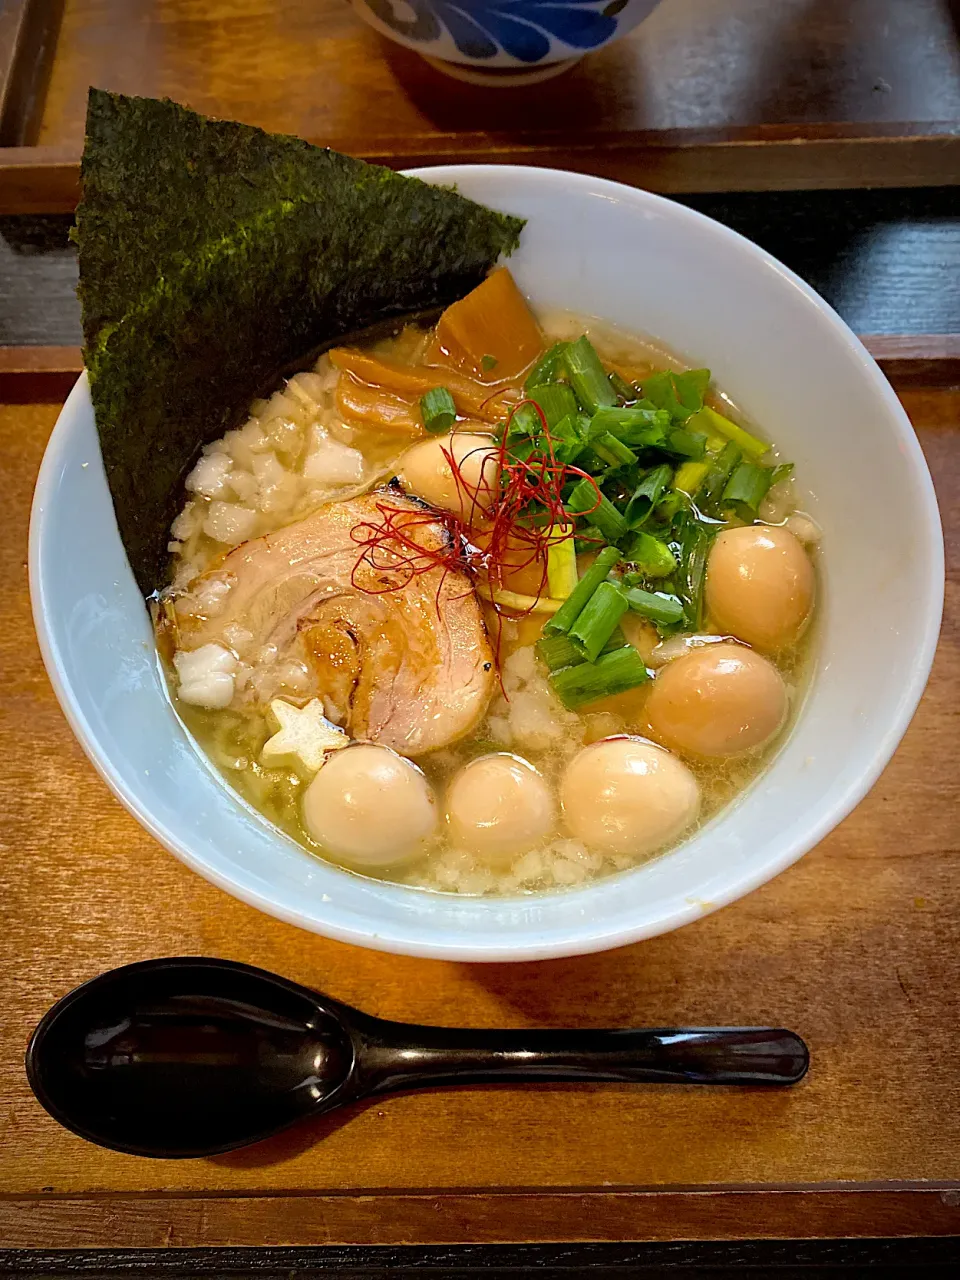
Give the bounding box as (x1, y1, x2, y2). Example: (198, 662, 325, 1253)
(353, 1022, 808, 1094)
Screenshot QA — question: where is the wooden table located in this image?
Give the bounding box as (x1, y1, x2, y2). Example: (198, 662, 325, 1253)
(2, 0, 960, 1266)
(0, 385, 958, 1250)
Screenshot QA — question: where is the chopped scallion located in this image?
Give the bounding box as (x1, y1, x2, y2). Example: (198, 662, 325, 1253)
(621, 529, 677, 578)
(524, 341, 568, 390)
(608, 370, 636, 404)
(566, 476, 628, 543)
(551, 413, 587, 465)
(546, 524, 578, 599)
(689, 405, 768, 461)
(666, 428, 707, 459)
(544, 544, 621, 634)
(722, 462, 775, 518)
(562, 336, 618, 414)
(625, 464, 673, 527)
(674, 459, 710, 497)
(589, 405, 669, 447)
(624, 587, 684, 627)
(536, 628, 625, 673)
(591, 431, 638, 468)
(569, 581, 629, 663)
(640, 369, 710, 421)
(672, 513, 712, 629)
(550, 645, 650, 710)
(476, 585, 564, 614)
(769, 461, 794, 487)
(698, 441, 742, 512)
(528, 381, 579, 428)
(420, 386, 456, 433)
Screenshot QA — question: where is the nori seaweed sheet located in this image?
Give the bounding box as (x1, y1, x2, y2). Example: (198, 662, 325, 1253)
(75, 89, 525, 595)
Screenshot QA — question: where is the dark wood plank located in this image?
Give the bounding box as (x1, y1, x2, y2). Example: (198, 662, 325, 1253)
(0, 0, 65, 147)
(5, 125, 960, 214)
(0, 1189, 959, 1249)
(4, 1238, 960, 1277)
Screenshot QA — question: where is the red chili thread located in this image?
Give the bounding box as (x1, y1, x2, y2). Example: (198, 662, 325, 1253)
(350, 399, 606, 677)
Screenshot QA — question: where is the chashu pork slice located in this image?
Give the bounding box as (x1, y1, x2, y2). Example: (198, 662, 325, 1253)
(174, 492, 494, 756)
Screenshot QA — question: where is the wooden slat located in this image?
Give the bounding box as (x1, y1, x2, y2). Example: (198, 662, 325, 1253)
(865, 334, 960, 387)
(1, 1188, 959, 1250)
(4, 123, 960, 215)
(0, 0, 65, 148)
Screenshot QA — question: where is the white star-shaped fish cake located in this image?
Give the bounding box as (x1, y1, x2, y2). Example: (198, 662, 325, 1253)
(260, 698, 350, 774)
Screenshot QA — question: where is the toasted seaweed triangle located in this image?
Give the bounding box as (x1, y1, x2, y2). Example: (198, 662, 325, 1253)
(75, 88, 525, 595)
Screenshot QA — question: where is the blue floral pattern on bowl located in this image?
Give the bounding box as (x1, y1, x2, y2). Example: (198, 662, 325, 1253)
(353, 1, 661, 68)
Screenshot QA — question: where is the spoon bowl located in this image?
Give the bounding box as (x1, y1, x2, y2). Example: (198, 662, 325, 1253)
(27, 957, 809, 1158)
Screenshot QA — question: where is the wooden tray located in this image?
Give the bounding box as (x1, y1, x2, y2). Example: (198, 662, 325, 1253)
(3, 0, 960, 213)
(0, 383, 958, 1249)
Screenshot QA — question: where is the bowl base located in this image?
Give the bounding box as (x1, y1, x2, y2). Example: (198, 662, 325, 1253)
(421, 55, 580, 87)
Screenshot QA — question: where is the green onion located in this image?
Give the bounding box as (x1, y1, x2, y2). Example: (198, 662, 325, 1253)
(562, 336, 618, 414)
(621, 529, 677, 578)
(769, 461, 794, 487)
(481, 354, 498, 372)
(722, 462, 774, 518)
(591, 431, 638, 469)
(674, 459, 710, 497)
(640, 369, 710, 421)
(666, 428, 707, 459)
(551, 414, 587, 465)
(528, 382, 579, 428)
(420, 386, 456, 433)
(546, 524, 578, 599)
(569, 581, 629, 662)
(545, 544, 621, 634)
(550, 645, 650, 710)
(566, 477, 628, 543)
(624, 587, 684, 627)
(608, 370, 636, 404)
(537, 628, 625, 672)
(672, 513, 712, 629)
(589, 405, 669, 447)
(689, 405, 768, 461)
(524, 341, 568, 390)
(698, 441, 742, 512)
(625, 464, 673, 528)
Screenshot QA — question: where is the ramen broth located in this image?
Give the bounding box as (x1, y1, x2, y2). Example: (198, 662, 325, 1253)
(164, 296, 819, 896)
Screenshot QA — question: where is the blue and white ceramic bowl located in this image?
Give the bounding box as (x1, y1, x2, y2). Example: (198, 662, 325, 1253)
(350, 0, 665, 82)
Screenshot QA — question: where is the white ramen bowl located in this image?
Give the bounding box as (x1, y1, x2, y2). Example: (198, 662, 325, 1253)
(30, 167, 943, 962)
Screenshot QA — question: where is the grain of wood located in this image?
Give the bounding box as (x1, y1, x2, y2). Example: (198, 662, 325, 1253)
(6, 0, 957, 198)
(36, 0, 960, 148)
(0, 391, 957, 1245)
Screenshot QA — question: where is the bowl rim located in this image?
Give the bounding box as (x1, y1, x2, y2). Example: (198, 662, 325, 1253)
(29, 164, 945, 961)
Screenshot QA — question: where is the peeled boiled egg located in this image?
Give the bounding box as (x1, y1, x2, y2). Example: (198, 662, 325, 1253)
(302, 744, 437, 868)
(645, 642, 787, 758)
(398, 432, 499, 525)
(705, 525, 814, 652)
(447, 753, 556, 865)
(560, 737, 700, 858)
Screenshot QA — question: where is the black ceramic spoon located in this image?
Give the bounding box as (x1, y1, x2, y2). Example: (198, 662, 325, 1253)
(25, 957, 809, 1158)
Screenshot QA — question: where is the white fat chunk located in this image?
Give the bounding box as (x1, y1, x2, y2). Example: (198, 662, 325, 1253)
(174, 643, 239, 709)
(203, 502, 258, 545)
(302, 439, 365, 485)
(185, 452, 233, 499)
